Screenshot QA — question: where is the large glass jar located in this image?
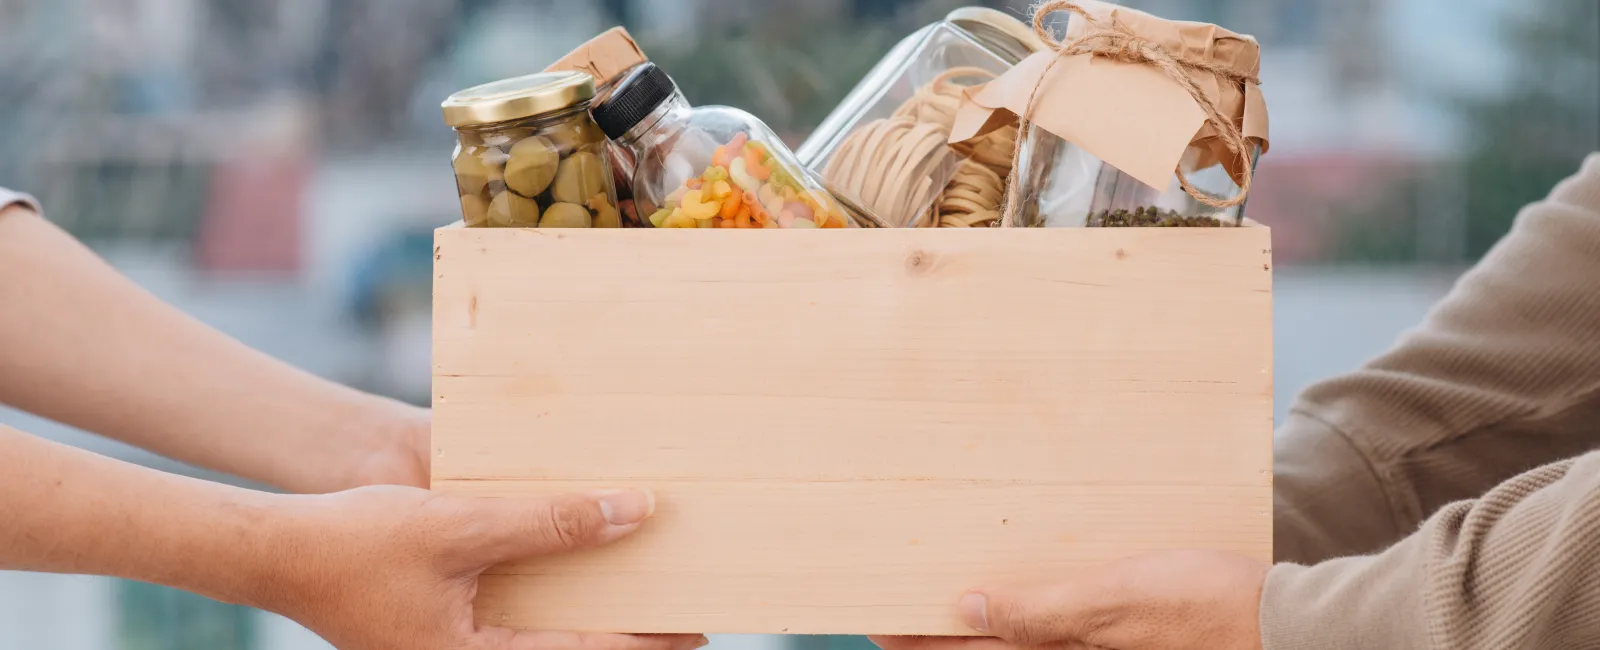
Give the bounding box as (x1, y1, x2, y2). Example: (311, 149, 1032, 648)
(441, 71, 621, 228)
(998, 3, 1268, 228)
(796, 8, 1043, 228)
(591, 63, 854, 229)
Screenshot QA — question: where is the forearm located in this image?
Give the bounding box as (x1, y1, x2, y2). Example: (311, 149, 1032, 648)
(0, 424, 294, 607)
(0, 205, 424, 493)
(1263, 450, 1600, 650)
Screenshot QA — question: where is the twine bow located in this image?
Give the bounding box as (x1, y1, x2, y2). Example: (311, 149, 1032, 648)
(1003, 1, 1261, 225)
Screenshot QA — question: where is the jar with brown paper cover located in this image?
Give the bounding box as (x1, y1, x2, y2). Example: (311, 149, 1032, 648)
(442, 71, 621, 228)
(967, 1, 1270, 228)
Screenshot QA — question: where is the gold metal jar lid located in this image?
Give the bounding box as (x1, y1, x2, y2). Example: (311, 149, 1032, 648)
(946, 7, 1048, 64)
(441, 71, 597, 128)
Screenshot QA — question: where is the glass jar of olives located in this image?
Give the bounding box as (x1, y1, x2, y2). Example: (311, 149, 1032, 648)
(442, 71, 621, 228)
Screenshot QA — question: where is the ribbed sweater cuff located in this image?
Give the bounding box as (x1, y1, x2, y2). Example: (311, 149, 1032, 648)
(1261, 552, 1429, 650)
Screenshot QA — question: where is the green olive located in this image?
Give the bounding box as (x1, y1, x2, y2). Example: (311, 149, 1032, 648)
(540, 202, 592, 228)
(588, 193, 621, 228)
(480, 127, 532, 149)
(454, 146, 506, 197)
(505, 136, 560, 197)
(487, 191, 541, 227)
(544, 119, 602, 152)
(552, 151, 607, 204)
(460, 194, 489, 227)
(582, 123, 606, 149)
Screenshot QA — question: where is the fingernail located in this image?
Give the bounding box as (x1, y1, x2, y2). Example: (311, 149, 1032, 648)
(959, 592, 989, 632)
(598, 489, 655, 526)
(694, 635, 711, 649)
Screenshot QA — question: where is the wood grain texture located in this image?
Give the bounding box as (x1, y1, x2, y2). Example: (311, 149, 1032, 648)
(432, 227, 1273, 635)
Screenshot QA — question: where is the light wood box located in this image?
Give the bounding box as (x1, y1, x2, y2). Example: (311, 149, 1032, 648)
(432, 226, 1273, 636)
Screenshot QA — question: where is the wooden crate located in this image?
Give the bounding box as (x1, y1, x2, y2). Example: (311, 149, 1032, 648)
(432, 226, 1273, 635)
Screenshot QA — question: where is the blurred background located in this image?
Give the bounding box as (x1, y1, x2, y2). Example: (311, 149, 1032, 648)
(0, 0, 1596, 648)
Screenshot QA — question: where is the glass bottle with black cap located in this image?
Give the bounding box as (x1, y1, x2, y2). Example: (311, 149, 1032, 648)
(590, 62, 856, 229)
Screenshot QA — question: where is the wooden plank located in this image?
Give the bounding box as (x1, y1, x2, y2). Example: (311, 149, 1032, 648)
(432, 227, 1273, 635)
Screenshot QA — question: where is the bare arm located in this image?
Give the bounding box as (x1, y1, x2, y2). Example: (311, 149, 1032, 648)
(0, 423, 703, 650)
(0, 423, 283, 596)
(0, 203, 426, 493)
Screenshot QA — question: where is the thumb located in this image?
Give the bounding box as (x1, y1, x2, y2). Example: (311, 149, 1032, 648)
(459, 489, 656, 567)
(959, 582, 1110, 646)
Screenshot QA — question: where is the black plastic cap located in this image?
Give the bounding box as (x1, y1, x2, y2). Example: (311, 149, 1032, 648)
(591, 62, 677, 140)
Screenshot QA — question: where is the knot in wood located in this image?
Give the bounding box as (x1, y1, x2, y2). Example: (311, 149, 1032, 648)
(905, 249, 933, 274)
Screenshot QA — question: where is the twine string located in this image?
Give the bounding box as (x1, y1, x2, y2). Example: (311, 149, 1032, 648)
(1002, 1, 1261, 225)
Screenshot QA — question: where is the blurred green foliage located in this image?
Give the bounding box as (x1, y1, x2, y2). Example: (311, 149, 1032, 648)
(641, 18, 899, 140)
(1456, 0, 1600, 258)
(1333, 189, 1425, 264)
(1335, 0, 1599, 263)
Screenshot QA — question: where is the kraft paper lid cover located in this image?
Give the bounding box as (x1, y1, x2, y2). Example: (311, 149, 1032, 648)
(950, 1, 1270, 191)
(544, 27, 649, 86)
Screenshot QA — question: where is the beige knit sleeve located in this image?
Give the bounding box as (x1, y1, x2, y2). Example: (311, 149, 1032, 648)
(1274, 152, 1600, 564)
(1262, 450, 1600, 650)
